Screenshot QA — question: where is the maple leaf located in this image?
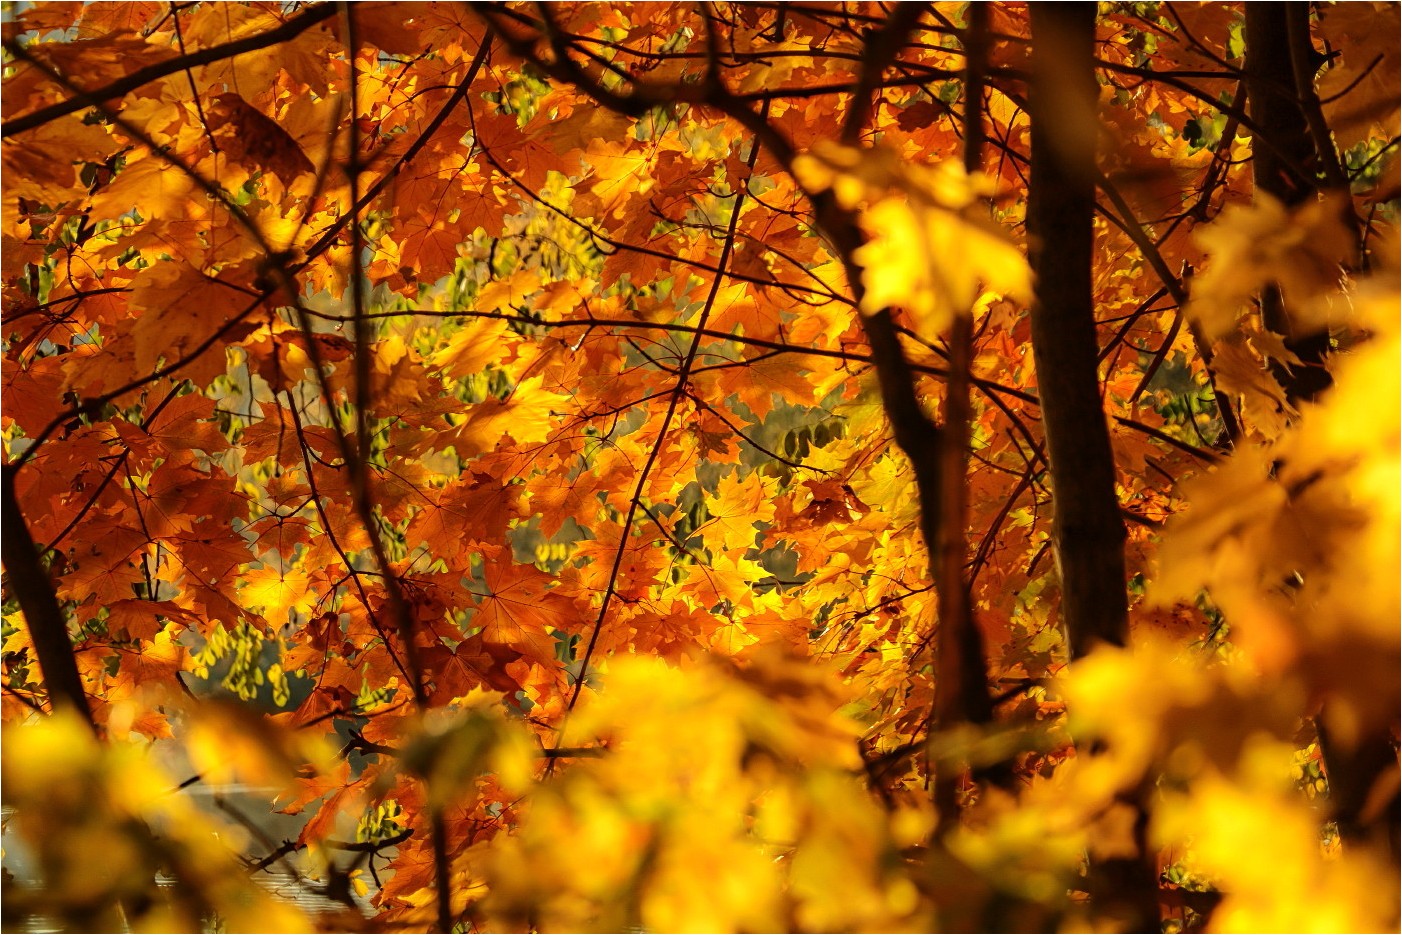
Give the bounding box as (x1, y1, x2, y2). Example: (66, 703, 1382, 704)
(7, 2, 84, 35)
(204, 92, 315, 185)
(449, 375, 571, 457)
(103, 599, 193, 643)
(370, 334, 430, 408)
(126, 260, 256, 386)
(4, 9, 1398, 932)
(297, 776, 373, 847)
(85, 150, 199, 228)
(620, 600, 723, 657)
(166, 531, 253, 587)
(473, 561, 576, 672)
(109, 629, 186, 696)
(430, 316, 512, 378)
(406, 471, 520, 561)
(58, 526, 150, 605)
(241, 564, 317, 622)
(582, 138, 656, 217)
(474, 269, 543, 314)
(130, 458, 224, 538)
(1317, 3, 1402, 148)
(2, 356, 68, 436)
(423, 639, 502, 700)
(141, 393, 230, 455)
(275, 759, 350, 816)
(793, 142, 1031, 337)
(1187, 193, 1357, 340)
(704, 469, 777, 552)
(391, 210, 466, 284)
(0, 113, 113, 202)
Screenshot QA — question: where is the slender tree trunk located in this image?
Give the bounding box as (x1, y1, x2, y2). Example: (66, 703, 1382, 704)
(1, 466, 96, 732)
(1028, 7, 1159, 929)
(939, 0, 997, 733)
(932, 2, 1000, 827)
(1247, 4, 1400, 864)
(815, 3, 998, 740)
(1245, 4, 1332, 401)
(1027, 5, 1129, 658)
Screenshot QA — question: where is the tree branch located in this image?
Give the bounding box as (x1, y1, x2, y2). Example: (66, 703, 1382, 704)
(2, 3, 337, 138)
(0, 465, 95, 732)
(1028, 6, 1160, 926)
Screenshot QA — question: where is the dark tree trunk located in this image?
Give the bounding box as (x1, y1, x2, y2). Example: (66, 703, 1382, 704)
(819, 4, 998, 738)
(1, 466, 95, 732)
(1027, 5, 1129, 659)
(1245, 3, 1332, 401)
(1029, 6, 1159, 929)
(932, 3, 1004, 826)
(1247, 3, 1400, 865)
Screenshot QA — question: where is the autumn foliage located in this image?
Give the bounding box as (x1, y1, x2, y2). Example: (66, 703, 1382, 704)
(1, 2, 1398, 932)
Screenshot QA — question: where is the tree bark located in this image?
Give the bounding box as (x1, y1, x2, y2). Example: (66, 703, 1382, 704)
(931, 2, 997, 732)
(1247, 4, 1400, 864)
(1029, 6, 1159, 929)
(1245, 3, 1332, 401)
(1, 465, 96, 732)
(932, 3, 1002, 826)
(1027, 5, 1129, 659)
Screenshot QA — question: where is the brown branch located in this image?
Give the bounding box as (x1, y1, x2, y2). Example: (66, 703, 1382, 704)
(2, 3, 337, 137)
(840, 3, 931, 144)
(1246, 5, 1334, 402)
(1028, 5, 1130, 657)
(1028, 8, 1161, 929)
(1, 465, 96, 732)
(1285, 10, 1349, 192)
(932, 1, 999, 829)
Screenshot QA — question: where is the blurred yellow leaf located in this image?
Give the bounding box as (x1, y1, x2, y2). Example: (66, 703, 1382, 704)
(793, 142, 1031, 339)
(1186, 193, 1355, 340)
(2, 712, 312, 933)
(186, 699, 335, 789)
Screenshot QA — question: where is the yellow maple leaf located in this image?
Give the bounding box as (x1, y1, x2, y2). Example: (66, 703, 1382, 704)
(475, 269, 542, 314)
(241, 564, 316, 621)
(370, 334, 429, 407)
(430, 315, 511, 378)
(705, 470, 777, 552)
(450, 375, 569, 456)
(86, 150, 197, 226)
(127, 260, 251, 383)
(1186, 193, 1355, 341)
(584, 139, 655, 217)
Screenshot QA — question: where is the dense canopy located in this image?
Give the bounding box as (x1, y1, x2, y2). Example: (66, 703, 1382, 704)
(1, 2, 1398, 932)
